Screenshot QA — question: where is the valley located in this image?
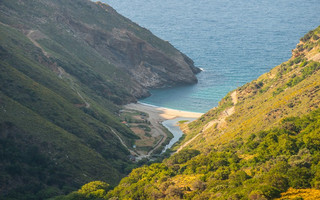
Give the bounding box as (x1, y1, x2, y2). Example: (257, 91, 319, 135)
(1, 0, 319, 199)
(121, 103, 203, 159)
(0, 0, 199, 198)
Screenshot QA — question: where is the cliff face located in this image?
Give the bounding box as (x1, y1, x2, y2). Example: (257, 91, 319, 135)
(90, 27, 199, 88)
(85, 2, 200, 89)
(0, 0, 199, 99)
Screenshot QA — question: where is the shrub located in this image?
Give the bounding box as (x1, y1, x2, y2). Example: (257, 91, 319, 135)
(248, 190, 267, 200)
(313, 34, 319, 40)
(214, 167, 231, 180)
(166, 149, 200, 165)
(300, 30, 314, 42)
(264, 173, 289, 192)
(191, 180, 206, 191)
(229, 170, 249, 187)
(77, 181, 110, 199)
(287, 167, 312, 188)
(259, 185, 281, 199)
(166, 185, 183, 199)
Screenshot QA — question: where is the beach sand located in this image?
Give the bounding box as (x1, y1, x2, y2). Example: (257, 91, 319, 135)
(123, 103, 203, 157)
(124, 103, 203, 121)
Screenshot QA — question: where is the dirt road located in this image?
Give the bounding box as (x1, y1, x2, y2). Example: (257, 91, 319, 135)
(176, 91, 237, 152)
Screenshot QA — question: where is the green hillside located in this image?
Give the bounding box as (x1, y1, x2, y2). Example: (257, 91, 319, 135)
(65, 26, 320, 200)
(0, 0, 199, 199)
(0, 20, 136, 200)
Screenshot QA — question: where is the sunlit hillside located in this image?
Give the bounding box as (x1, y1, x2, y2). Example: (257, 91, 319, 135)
(61, 26, 320, 200)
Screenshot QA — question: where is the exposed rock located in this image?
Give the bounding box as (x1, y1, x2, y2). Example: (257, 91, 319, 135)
(1, 0, 199, 100)
(63, 4, 200, 92)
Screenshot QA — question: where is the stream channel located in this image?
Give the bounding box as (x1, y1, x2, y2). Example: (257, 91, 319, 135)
(161, 117, 197, 153)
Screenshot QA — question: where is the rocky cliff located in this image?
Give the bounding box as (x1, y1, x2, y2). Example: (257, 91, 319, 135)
(0, 0, 199, 99)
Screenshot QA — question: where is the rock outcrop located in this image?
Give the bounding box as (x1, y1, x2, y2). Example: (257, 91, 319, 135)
(0, 0, 199, 100)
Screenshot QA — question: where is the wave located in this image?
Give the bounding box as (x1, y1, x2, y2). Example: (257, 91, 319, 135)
(137, 102, 161, 108)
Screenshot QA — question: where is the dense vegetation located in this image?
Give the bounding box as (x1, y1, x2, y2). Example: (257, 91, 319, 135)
(0, 0, 199, 199)
(61, 26, 320, 199)
(0, 21, 137, 200)
(1, 0, 319, 198)
(65, 108, 318, 200)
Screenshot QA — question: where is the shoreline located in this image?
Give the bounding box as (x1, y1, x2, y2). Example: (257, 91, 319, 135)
(125, 102, 203, 121)
(123, 102, 203, 157)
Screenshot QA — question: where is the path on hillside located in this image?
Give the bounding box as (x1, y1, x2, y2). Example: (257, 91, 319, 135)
(123, 104, 169, 159)
(144, 118, 168, 157)
(176, 91, 237, 152)
(27, 30, 91, 108)
(27, 30, 50, 58)
(109, 127, 139, 157)
(26, 29, 133, 156)
(110, 125, 159, 160)
(123, 103, 203, 160)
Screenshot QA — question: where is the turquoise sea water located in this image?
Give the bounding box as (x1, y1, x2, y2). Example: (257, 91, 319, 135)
(104, 0, 320, 113)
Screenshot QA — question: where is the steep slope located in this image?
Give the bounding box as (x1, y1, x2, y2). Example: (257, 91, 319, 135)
(0, 0, 199, 99)
(101, 26, 320, 199)
(180, 26, 320, 151)
(0, 22, 136, 200)
(0, 0, 199, 199)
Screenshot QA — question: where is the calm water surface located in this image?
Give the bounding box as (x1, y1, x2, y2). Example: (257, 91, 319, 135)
(103, 0, 320, 112)
(162, 117, 196, 152)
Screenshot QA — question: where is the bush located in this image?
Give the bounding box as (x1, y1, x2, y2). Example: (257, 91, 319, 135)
(214, 167, 231, 180)
(166, 149, 200, 165)
(288, 167, 312, 188)
(166, 185, 183, 199)
(258, 185, 281, 199)
(313, 34, 319, 40)
(248, 190, 267, 200)
(264, 173, 289, 192)
(191, 180, 206, 191)
(77, 181, 110, 199)
(300, 30, 314, 42)
(229, 170, 249, 187)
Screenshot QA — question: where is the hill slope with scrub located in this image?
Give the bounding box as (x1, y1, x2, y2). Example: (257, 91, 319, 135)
(0, 0, 199, 199)
(79, 26, 320, 200)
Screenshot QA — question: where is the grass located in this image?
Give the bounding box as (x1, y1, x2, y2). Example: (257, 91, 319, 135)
(178, 120, 190, 124)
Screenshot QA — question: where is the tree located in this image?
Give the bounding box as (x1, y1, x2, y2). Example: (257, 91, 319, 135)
(287, 167, 312, 188)
(77, 181, 110, 199)
(166, 185, 183, 199)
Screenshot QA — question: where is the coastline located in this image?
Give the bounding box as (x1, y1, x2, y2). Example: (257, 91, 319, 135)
(124, 102, 203, 121)
(123, 102, 203, 157)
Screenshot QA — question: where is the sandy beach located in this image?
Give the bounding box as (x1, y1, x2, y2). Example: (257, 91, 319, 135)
(123, 103, 203, 157)
(124, 103, 203, 121)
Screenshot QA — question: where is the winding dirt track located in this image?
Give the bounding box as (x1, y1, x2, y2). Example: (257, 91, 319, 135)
(124, 103, 203, 159)
(27, 30, 50, 58)
(176, 91, 237, 152)
(109, 127, 139, 156)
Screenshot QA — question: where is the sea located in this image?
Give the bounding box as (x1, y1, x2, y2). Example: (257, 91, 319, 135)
(104, 0, 320, 113)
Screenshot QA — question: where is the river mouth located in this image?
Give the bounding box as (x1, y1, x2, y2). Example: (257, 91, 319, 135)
(161, 117, 197, 153)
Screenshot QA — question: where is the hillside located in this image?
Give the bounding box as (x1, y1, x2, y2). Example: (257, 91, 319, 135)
(0, 0, 199, 98)
(0, 0, 199, 199)
(65, 26, 320, 199)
